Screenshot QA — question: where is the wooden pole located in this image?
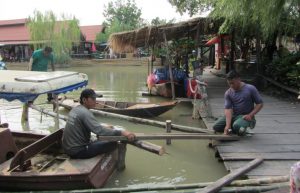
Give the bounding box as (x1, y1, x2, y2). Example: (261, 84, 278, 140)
(130, 140, 165, 155)
(98, 133, 239, 141)
(29, 104, 67, 121)
(117, 142, 127, 171)
(89, 109, 214, 134)
(21, 103, 29, 129)
(64, 181, 288, 193)
(163, 30, 175, 99)
(165, 120, 171, 145)
(198, 158, 263, 193)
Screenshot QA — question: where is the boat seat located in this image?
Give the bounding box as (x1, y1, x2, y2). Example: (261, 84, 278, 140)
(0, 128, 18, 164)
(9, 129, 63, 171)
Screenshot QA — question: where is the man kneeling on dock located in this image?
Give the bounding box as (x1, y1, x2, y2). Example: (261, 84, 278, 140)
(62, 88, 136, 159)
(213, 71, 263, 136)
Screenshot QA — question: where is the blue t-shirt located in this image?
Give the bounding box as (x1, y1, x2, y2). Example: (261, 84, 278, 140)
(224, 84, 263, 115)
(31, 49, 54, 72)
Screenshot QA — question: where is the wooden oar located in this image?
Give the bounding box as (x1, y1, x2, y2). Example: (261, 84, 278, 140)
(98, 133, 239, 141)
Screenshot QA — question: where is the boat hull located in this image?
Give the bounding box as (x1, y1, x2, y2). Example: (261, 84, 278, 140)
(0, 129, 118, 190)
(60, 99, 177, 118)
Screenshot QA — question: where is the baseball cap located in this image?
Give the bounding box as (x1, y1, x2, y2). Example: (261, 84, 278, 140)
(80, 88, 97, 100)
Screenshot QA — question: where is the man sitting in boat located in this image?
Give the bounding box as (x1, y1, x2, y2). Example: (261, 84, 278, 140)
(62, 88, 136, 159)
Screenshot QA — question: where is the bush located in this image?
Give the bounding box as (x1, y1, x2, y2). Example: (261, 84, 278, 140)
(265, 52, 300, 89)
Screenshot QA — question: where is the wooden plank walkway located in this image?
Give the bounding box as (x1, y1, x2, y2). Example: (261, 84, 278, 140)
(200, 68, 300, 179)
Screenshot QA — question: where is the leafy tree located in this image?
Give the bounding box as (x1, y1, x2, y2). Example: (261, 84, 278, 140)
(168, 0, 215, 16)
(96, 19, 132, 43)
(98, 0, 143, 43)
(27, 10, 81, 63)
(103, 0, 142, 29)
(151, 17, 175, 26)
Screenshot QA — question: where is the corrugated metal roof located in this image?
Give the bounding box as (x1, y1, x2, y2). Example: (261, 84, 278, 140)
(80, 25, 104, 42)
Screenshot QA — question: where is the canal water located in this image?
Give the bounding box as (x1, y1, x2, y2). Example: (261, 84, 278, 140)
(0, 63, 227, 188)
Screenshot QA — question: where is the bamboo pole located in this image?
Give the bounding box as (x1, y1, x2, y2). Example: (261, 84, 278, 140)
(198, 158, 263, 193)
(89, 108, 214, 134)
(36, 182, 288, 193)
(98, 133, 239, 141)
(29, 104, 164, 156)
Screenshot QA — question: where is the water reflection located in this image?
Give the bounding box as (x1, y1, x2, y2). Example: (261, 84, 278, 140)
(1, 63, 226, 188)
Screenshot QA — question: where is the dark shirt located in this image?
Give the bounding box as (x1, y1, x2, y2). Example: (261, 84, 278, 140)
(224, 84, 263, 115)
(62, 105, 121, 156)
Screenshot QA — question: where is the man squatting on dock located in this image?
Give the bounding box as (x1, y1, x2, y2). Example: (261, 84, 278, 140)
(213, 71, 263, 136)
(62, 88, 136, 159)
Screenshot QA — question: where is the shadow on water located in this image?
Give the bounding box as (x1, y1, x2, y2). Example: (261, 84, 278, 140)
(1, 63, 227, 188)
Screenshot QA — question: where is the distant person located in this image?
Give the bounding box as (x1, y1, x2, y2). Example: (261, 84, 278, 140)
(213, 71, 263, 136)
(28, 46, 55, 72)
(28, 46, 55, 101)
(62, 88, 136, 159)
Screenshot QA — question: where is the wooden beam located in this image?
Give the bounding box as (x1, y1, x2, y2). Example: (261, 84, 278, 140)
(89, 109, 214, 134)
(98, 133, 239, 141)
(198, 158, 263, 193)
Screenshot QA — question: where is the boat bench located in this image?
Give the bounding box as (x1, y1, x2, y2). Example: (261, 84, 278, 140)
(0, 128, 18, 164)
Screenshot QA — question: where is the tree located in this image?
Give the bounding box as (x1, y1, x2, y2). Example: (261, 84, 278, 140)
(103, 0, 142, 29)
(168, 0, 215, 16)
(97, 0, 143, 43)
(151, 17, 175, 26)
(27, 10, 81, 64)
(96, 19, 132, 43)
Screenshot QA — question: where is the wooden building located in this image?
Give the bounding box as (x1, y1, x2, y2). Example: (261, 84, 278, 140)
(0, 18, 105, 61)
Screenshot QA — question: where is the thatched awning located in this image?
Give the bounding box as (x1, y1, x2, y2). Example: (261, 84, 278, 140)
(108, 17, 221, 53)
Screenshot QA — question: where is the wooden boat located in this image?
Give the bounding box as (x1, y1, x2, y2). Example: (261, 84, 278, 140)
(0, 70, 123, 190)
(0, 127, 122, 190)
(60, 98, 178, 118)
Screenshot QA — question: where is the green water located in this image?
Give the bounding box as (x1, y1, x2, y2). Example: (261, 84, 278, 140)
(0, 63, 226, 188)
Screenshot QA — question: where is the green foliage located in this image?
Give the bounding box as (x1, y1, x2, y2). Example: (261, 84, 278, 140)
(96, 19, 132, 43)
(168, 0, 215, 16)
(103, 0, 142, 29)
(265, 52, 300, 88)
(27, 10, 81, 64)
(98, 0, 143, 43)
(150, 17, 175, 26)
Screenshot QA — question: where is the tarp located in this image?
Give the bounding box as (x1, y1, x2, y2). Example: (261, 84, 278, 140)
(0, 70, 88, 103)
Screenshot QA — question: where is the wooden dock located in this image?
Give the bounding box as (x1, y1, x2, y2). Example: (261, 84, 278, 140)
(200, 68, 300, 179)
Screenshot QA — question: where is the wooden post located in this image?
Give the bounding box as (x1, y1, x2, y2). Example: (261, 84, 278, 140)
(21, 103, 29, 129)
(198, 158, 263, 193)
(165, 120, 171, 145)
(163, 30, 175, 99)
(53, 94, 60, 130)
(117, 142, 127, 171)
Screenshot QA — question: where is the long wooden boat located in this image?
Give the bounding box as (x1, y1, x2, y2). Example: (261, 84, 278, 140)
(60, 98, 178, 118)
(0, 127, 121, 190)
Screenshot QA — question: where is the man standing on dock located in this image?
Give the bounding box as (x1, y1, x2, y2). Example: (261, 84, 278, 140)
(213, 71, 263, 136)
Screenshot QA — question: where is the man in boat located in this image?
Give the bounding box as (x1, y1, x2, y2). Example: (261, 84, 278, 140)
(212, 71, 263, 136)
(28, 46, 55, 101)
(62, 88, 136, 159)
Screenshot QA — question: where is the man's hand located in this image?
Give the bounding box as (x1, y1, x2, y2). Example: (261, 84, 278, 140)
(224, 126, 231, 135)
(121, 130, 136, 142)
(243, 114, 253, 121)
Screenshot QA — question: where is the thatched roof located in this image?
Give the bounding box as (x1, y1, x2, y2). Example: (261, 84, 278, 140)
(108, 17, 221, 53)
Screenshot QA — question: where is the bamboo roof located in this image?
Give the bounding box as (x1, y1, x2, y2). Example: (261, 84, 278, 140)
(108, 17, 221, 52)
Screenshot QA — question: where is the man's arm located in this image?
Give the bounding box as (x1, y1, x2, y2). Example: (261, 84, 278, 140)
(224, 108, 233, 135)
(243, 103, 263, 121)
